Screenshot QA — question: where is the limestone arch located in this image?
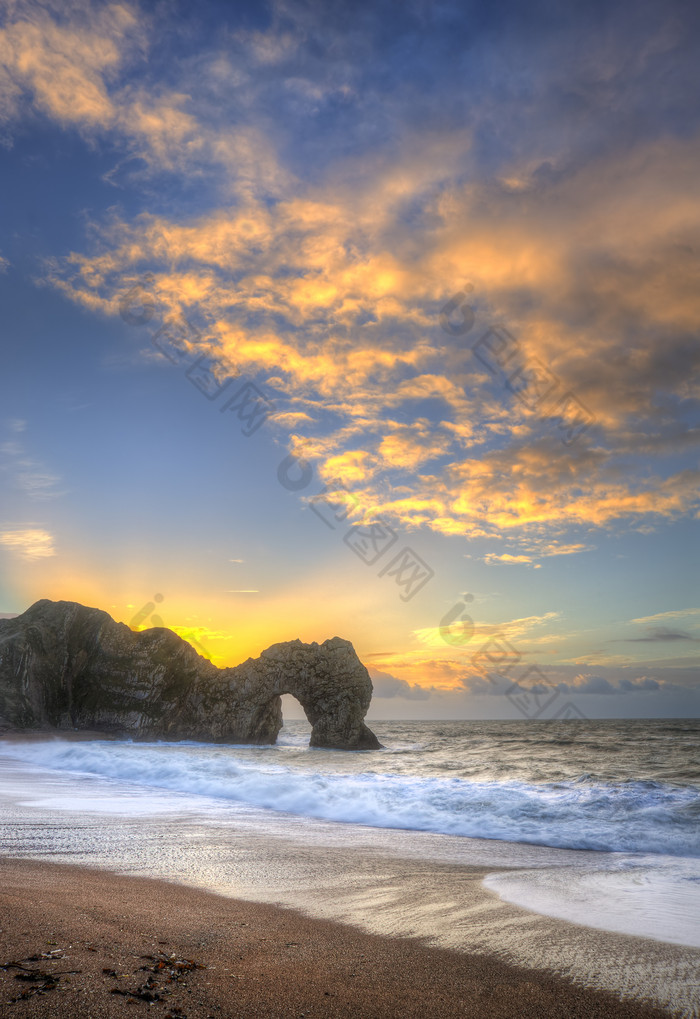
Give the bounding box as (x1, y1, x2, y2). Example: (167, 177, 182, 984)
(231, 637, 381, 749)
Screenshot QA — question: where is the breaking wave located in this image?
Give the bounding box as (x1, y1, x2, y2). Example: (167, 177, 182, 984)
(3, 738, 698, 857)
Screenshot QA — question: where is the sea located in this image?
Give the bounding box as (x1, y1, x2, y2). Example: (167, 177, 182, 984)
(1, 718, 699, 1016)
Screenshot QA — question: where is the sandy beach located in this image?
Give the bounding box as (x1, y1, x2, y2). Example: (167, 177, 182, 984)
(0, 858, 675, 1019)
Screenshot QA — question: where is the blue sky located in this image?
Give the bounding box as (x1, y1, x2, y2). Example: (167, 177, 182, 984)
(0, 0, 698, 719)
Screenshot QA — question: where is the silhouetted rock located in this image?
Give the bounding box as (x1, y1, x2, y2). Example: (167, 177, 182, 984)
(0, 600, 380, 750)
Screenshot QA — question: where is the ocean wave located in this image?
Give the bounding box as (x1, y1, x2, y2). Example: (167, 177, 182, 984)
(3, 739, 698, 857)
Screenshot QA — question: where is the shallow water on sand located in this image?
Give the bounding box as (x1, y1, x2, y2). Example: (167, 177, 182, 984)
(1, 725, 700, 1017)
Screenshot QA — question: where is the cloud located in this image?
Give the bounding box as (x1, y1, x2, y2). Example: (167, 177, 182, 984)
(0, 1, 136, 128)
(483, 553, 537, 566)
(378, 424, 452, 471)
(0, 528, 55, 560)
(611, 613, 700, 645)
(618, 677, 663, 692)
(13, 0, 700, 549)
(319, 449, 376, 485)
(461, 670, 683, 697)
(0, 1, 282, 190)
(530, 542, 596, 558)
(631, 609, 700, 625)
(413, 611, 560, 649)
(622, 627, 697, 643)
(0, 422, 62, 500)
(167, 623, 230, 641)
(368, 667, 432, 700)
(481, 541, 596, 568)
(361, 649, 699, 702)
(49, 171, 700, 542)
(559, 675, 620, 695)
(554, 674, 667, 695)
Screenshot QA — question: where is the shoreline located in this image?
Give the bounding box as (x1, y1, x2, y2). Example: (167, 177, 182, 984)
(0, 858, 673, 1019)
(2, 732, 699, 1016)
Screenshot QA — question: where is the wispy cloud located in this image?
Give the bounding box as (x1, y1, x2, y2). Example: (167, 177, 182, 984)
(483, 553, 540, 567)
(631, 609, 700, 625)
(0, 527, 55, 560)
(1, 420, 62, 499)
(618, 627, 697, 643)
(413, 611, 560, 649)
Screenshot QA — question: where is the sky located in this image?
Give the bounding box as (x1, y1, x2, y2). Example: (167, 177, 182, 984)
(0, 0, 698, 721)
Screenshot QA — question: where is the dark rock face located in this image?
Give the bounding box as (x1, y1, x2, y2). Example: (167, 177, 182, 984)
(0, 600, 381, 750)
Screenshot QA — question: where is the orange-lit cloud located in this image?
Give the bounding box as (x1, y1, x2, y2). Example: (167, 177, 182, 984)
(0, 3, 131, 128)
(631, 609, 700, 626)
(483, 553, 539, 566)
(6, 1, 698, 551)
(413, 611, 560, 650)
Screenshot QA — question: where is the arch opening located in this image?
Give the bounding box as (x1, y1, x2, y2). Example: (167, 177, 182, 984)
(280, 693, 313, 743)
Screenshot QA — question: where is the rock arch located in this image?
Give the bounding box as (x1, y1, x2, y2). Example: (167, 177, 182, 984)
(0, 601, 382, 751)
(219, 637, 381, 749)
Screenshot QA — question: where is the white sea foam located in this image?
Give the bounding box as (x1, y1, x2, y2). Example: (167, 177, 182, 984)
(484, 860, 700, 948)
(3, 738, 698, 857)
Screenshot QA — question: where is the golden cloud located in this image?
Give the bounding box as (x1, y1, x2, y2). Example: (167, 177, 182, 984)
(19, 2, 698, 544)
(413, 611, 560, 650)
(0, 528, 56, 560)
(0, 3, 134, 127)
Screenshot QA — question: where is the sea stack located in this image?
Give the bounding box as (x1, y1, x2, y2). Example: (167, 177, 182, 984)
(0, 599, 381, 750)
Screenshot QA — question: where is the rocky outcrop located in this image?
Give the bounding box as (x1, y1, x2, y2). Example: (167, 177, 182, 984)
(0, 600, 381, 750)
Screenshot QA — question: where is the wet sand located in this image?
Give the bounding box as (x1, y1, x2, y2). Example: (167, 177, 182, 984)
(0, 858, 672, 1019)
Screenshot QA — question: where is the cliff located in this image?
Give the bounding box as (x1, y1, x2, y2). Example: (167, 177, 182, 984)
(0, 600, 381, 750)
